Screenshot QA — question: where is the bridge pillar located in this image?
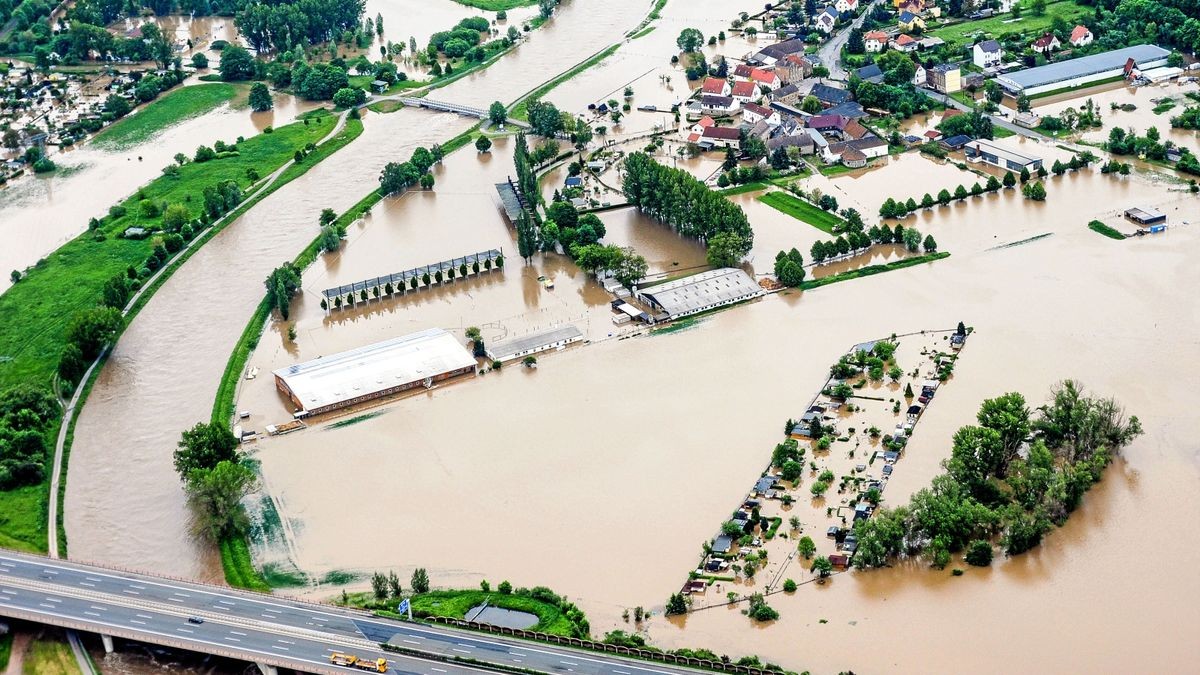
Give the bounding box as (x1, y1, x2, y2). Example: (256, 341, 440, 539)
(255, 662, 279, 675)
(100, 634, 114, 653)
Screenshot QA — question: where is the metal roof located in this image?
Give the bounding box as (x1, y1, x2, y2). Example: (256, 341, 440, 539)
(486, 325, 582, 361)
(637, 268, 763, 319)
(996, 44, 1169, 90)
(273, 328, 476, 412)
(322, 249, 502, 300)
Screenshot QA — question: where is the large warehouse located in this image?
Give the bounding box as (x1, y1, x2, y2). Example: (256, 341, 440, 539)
(995, 45, 1170, 95)
(273, 328, 477, 416)
(636, 268, 764, 321)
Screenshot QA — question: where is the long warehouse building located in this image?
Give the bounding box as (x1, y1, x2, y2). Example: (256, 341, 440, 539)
(995, 44, 1169, 95)
(636, 268, 764, 321)
(273, 328, 477, 415)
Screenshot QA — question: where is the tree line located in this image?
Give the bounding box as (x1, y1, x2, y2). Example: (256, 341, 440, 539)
(0, 386, 58, 490)
(378, 144, 443, 196)
(622, 152, 754, 262)
(853, 382, 1141, 570)
(809, 222, 934, 264)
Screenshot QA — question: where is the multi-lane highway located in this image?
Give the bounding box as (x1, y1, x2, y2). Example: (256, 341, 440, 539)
(0, 550, 707, 675)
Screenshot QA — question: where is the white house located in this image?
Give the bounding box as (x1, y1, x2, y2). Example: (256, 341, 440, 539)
(912, 63, 927, 86)
(864, 30, 888, 53)
(973, 39, 1003, 69)
(1070, 25, 1093, 47)
(1032, 33, 1061, 54)
(815, 7, 838, 33)
(835, 0, 859, 13)
(742, 102, 781, 125)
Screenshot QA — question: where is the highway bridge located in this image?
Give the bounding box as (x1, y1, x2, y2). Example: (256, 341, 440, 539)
(396, 97, 488, 119)
(0, 550, 711, 675)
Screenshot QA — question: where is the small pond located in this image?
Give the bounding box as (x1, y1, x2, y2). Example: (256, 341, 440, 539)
(465, 604, 539, 629)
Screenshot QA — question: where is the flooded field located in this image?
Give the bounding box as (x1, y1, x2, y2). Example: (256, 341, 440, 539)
(0, 85, 319, 291)
(51, 0, 1200, 670)
(1032, 79, 1200, 154)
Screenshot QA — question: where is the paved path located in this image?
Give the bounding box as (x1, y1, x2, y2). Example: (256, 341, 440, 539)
(817, 0, 882, 81)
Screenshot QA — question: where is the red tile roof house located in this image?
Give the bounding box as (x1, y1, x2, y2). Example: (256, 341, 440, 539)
(730, 79, 758, 101)
(1032, 32, 1061, 54)
(701, 125, 741, 149)
(1069, 25, 1093, 47)
(701, 77, 731, 96)
(747, 67, 781, 90)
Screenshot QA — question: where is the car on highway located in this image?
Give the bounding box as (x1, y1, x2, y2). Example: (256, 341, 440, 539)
(187, 616, 204, 624)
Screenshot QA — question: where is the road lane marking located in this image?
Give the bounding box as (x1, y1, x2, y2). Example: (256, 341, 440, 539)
(561, 660, 579, 666)
(41, 570, 58, 575)
(84, 611, 100, 617)
(128, 583, 145, 589)
(130, 620, 146, 625)
(177, 628, 193, 633)
(39, 603, 55, 608)
(453, 648, 471, 654)
(272, 645, 289, 650)
(613, 670, 631, 674)
(136, 614, 153, 619)
(88, 606, 106, 611)
(513, 658, 523, 663)
(224, 637, 240, 642)
(218, 600, 234, 605)
(85, 577, 101, 582)
(79, 582, 95, 587)
(457, 643, 473, 647)
(168, 598, 184, 602)
(173, 592, 190, 597)
(122, 590, 140, 595)
(43, 597, 61, 603)
(276, 639, 295, 644)
(230, 631, 247, 636)
(431, 669, 447, 673)
(402, 640, 420, 645)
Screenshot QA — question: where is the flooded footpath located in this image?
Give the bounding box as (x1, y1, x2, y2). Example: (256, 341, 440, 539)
(63, 0, 681, 583)
(0, 84, 319, 292)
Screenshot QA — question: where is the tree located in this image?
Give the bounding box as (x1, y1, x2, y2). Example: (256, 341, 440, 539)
(66, 307, 123, 360)
(977, 392, 1030, 465)
(1002, 171, 1016, 188)
(248, 82, 272, 111)
(265, 263, 302, 319)
(665, 592, 688, 615)
(811, 556, 833, 577)
(488, 101, 508, 126)
(419, 173, 435, 189)
(1016, 94, 1031, 113)
(411, 568, 430, 594)
(1022, 181, 1046, 201)
(965, 539, 993, 566)
(219, 45, 257, 81)
(174, 422, 239, 477)
(799, 95, 823, 114)
(371, 572, 389, 599)
(953, 184, 968, 201)
(706, 232, 749, 268)
(797, 536, 816, 559)
(847, 28, 865, 54)
(379, 161, 420, 195)
(185, 460, 256, 539)
(1030, 0, 1046, 15)
(332, 87, 365, 108)
(676, 28, 704, 52)
(746, 593, 778, 621)
(319, 226, 341, 252)
(1019, 166, 1031, 184)
(475, 136, 493, 153)
(923, 234, 937, 252)
(614, 250, 649, 289)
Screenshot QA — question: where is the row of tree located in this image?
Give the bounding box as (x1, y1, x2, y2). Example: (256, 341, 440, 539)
(622, 153, 754, 262)
(853, 382, 1141, 569)
(809, 224, 933, 264)
(0, 387, 58, 490)
(321, 256, 504, 311)
(174, 421, 257, 541)
(378, 144, 443, 196)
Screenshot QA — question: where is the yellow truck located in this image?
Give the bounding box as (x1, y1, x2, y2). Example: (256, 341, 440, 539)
(329, 652, 388, 672)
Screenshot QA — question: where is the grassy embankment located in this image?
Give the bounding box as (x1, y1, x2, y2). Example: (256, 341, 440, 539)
(801, 252, 951, 290)
(210, 124, 475, 589)
(93, 83, 239, 149)
(21, 635, 81, 675)
(1088, 220, 1127, 240)
(343, 587, 581, 637)
(0, 630, 11, 670)
(0, 110, 355, 553)
(510, 43, 621, 119)
(927, 0, 1090, 49)
(757, 191, 845, 234)
(449, 0, 535, 9)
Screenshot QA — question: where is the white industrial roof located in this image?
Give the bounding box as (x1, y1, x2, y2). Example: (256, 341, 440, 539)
(486, 325, 582, 361)
(965, 138, 1041, 166)
(996, 45, 1169, 91)
(639, 268, 763, 318)
(273, 328, 476, 411)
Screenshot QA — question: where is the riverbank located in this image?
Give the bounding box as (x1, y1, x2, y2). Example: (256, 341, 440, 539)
(92, 82, 240, 149)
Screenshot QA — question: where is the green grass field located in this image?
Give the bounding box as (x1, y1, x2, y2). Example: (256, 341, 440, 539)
(0, 631, 12, 671)
(0, 110, 337, 392)
(93, 83, 239, 149)
(0, 484, 46, 552)
(449, 0, 535, 9)
(22, 635, 81, 675)
(758, 191, 846, 234)
(1088, 220, 1127, 240)
(928, 0, 1090, 48)
(802, 252, 950, 289)
(407, 590, 576, 636)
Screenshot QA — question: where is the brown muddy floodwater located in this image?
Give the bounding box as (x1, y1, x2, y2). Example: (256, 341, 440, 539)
(1032, 79, 1200, 155)
(63, 0, 679, 583)
(0, 86, 319, 292)
(57, 0, 1200, 670)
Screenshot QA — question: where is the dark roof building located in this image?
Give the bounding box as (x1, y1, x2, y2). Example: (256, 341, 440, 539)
(855, 64, 884, 83)
(810, 82, 851, 106)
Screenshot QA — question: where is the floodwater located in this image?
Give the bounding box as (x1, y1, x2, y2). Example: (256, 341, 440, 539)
(0, 85, 319, 292)
(55, 0, 1200, 671)
(1032, 79, 1200, 155)
(64, 0, 676, 581)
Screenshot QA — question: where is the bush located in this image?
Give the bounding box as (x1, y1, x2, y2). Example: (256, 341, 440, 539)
(965, 539, 993, 566)
(782, 579, 797, 592)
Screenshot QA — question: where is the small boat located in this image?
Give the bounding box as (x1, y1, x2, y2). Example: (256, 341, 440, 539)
(245, 366, 259, 380)
(538, 275, 554, 289)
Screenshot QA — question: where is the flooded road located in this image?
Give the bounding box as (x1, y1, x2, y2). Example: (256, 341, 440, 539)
(0, 86, 318, 292)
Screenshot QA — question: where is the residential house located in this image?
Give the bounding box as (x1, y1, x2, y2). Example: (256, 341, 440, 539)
(767, 131, 816, 155)
(897, 11, 925, 31)
(810, 82, 851, 107)
(743, 102, 782, 125)
(864, 30, 888, 53)
(973, 39, 1003, 69)
(768, 83, 802, 105)
(918, 36, 945, 49)
(1032, 33, 1061, 54)
(750, 38, 808, 65)
(774, 54, 811, 84)
(929, 62, 962, 93)
(701, 77, 731, 96)
(912, 63, 927, 86)
(1070, 25, 1093, 47)
(733, 64, 755, 79)
(694, 94, 740, 116)
(731, 79, 758, 102)
(746, 66, 782, 90)
(897, 0, 924, 15)
(855, 63, 885, 84)
(835, 0, 858, 13)
(941, 133, 972, 150)
(689, 116, 716, 134)
(823, 101, 867, 119)
(808, 114, 851, 138)
(997, 0, 1015, 11)
(824, 137, 887, 164)
(841, 146, 868, 168)
(891, 33, 919, 53)
(843, 119, 871, 140)
(700, 125, 741, 149)
(815, 6, 839, 33)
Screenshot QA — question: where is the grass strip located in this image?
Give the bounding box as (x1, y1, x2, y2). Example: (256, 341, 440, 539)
(757, 191, 845, 234)
(1087, 220, 1126, 240)
(219, 536, 270, 592)
(405, 590, 575, 635)
(718, 181, 770, 195)
(801, 252, 950, 290)
(511, 43, 621, 119)
(93, 83, 239, 149)
(449, 0, 535, 9)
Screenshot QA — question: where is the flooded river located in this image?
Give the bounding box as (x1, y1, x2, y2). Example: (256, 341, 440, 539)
(56, 0, 1200, 671)
(0, 85, 318, 292)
